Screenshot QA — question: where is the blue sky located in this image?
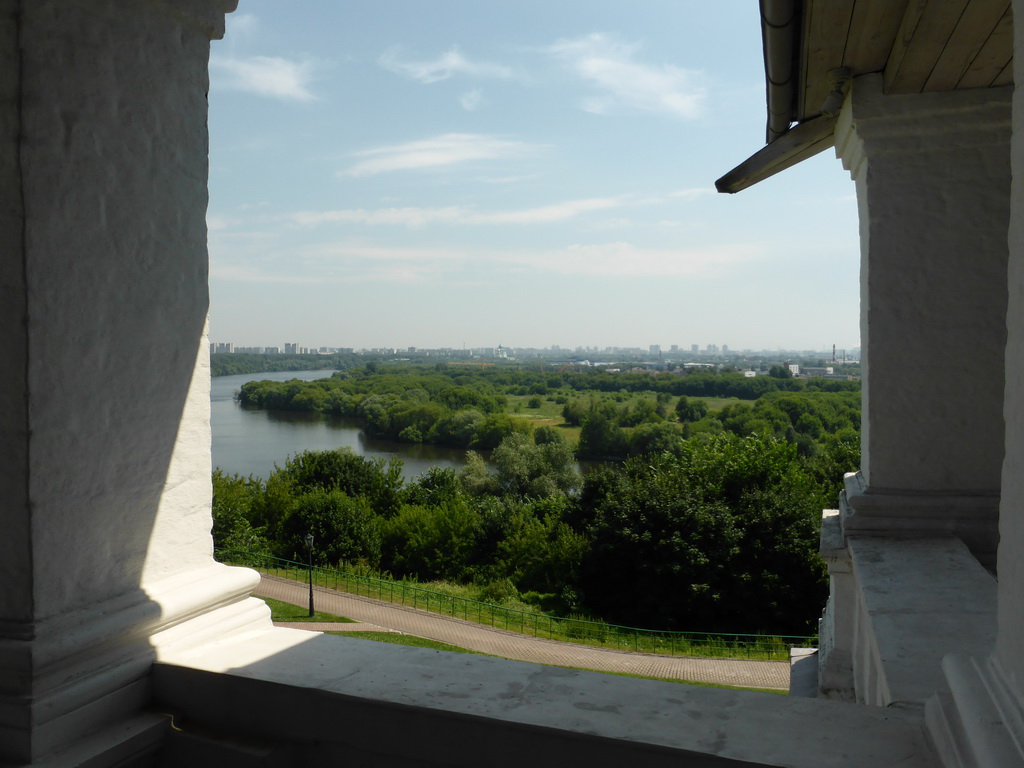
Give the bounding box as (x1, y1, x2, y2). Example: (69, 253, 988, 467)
(207, 1, 860, 352)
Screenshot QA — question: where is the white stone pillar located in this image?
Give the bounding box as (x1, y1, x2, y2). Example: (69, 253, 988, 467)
(0, 2, 266, 765)
(833, 73, 1010, 565)
(996, 0, 1024, 709)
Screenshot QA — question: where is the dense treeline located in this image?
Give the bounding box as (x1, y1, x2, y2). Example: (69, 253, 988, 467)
(570, 390, 860, 460)
(237, 364, 860, 460)
(214, 425, 855, 634)
(211, 352, 365, 377)
(239, 367, 532, 449)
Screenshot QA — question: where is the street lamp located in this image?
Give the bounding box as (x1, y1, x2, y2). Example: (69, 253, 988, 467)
(305, 532, 314, 618)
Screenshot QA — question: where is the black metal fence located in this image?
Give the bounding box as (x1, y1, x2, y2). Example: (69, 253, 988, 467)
(217, 549, 816, 661)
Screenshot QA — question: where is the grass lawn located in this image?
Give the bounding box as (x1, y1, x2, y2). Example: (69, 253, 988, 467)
(700, 396, 745, 411)
(498, 388, 756, 451)
(506, 395, 566, 421)
(261, 596, 355, 623)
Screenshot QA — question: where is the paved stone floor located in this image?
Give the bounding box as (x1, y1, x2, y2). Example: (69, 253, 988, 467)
(255, 575, 790, 691)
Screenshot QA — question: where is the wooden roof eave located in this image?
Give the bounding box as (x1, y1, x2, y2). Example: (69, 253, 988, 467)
(717, 0, 831, 194)
(715, 115, 836, 194)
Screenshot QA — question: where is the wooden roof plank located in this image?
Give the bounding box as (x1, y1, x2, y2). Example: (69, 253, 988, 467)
(842, 0, 908, 74)
(991, 57, 1013, 87)
(884, 0, 927, 90)
(924, 0, 1010, 91)
(957, 6, 1014, 88)
(716, 116, 836, 194)
(800, 0, 856, 121)
(885, 0, 972, 93)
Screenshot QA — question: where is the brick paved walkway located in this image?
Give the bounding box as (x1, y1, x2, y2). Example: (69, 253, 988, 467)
(255, 575, 790, 691)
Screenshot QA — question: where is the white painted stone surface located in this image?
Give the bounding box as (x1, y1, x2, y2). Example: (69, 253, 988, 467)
(0, 2, 244, 764)
(997, 0, 1024, 712)
(834, 74, 1009, 503)
(0, 0, 31, 628)
(153, 627, 937, 768)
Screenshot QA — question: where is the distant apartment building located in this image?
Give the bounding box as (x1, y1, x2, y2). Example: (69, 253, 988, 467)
(284, 342, 298, 354)
(649, 344, 661, 355)
(802, 367, 834, 377)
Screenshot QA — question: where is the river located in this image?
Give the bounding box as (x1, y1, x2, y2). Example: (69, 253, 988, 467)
(211, 370, 471, 480)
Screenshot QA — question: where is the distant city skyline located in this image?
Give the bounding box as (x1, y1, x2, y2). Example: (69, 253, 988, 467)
(207, 2, 861, 351)
(210, 340, 860, 358)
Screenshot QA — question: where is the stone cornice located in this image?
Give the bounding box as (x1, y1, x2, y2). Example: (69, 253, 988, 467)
(143, 0, 239, 40)
(841, 73, 1011, 156)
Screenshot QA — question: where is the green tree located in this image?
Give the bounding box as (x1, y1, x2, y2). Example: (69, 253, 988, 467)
(675, 396, 709, 423)
(383, 500, 480, 581)
(211, 470, 271, 554)
(490, 432, 580, 498)
(280, 449, 404, 518)
(473, 413, 533, 449)
(279, 488, 382, 567)
(577, 412, 626, 459)
(575, 435, 828, 633)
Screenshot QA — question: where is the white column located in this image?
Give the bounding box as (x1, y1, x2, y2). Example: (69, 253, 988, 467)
(0, 2, 266, 764)
(817, 75, 1010, 704)
(996, 0, 1024, 708)
(833, 73, 1010, 565)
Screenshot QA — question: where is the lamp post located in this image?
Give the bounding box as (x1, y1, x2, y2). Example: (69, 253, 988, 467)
(305, 532, 315, 618)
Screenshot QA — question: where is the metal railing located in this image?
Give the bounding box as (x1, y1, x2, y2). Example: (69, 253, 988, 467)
(217, 549, 816, 660)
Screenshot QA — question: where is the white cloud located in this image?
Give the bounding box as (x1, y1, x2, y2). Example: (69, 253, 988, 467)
(210, 264, 317, 284)
(226, 13, 259, 40)
(514, 242, 757, 277)
(292, 207, 467, 227)
(307, 244, 466, 262)
(210, 55, 317, 101)
(476, 174, 538, 185)
(206, 214, 242, 231)
(670, 187, 716, 200)
(291, 196, 626, 227)
(548, 34, 705, 119)
(340, 133, 541, 177)
(380, 46, 514, 83)
(460, 89, 483, 112)
(212, 235, 761, 286)
(472, 197, 623, 224)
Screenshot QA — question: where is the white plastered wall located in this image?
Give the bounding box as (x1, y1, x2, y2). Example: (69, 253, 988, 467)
(0, 2, 258, 763)
(995, 0, 1024, 704)
(832, 74, 1009, 563)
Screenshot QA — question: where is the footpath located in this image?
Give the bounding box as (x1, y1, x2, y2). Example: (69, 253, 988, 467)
(254, 574, 790, 691)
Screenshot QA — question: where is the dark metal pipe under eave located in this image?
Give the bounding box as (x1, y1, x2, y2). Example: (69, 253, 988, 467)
(761, 0, 801, 143)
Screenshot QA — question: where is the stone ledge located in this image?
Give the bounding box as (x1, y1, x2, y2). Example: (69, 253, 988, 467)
(153, 626, 936, 768)
(839, 473, 999, 567)
(848, 537, 997, 708)
(926, 655, 1024, 768)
